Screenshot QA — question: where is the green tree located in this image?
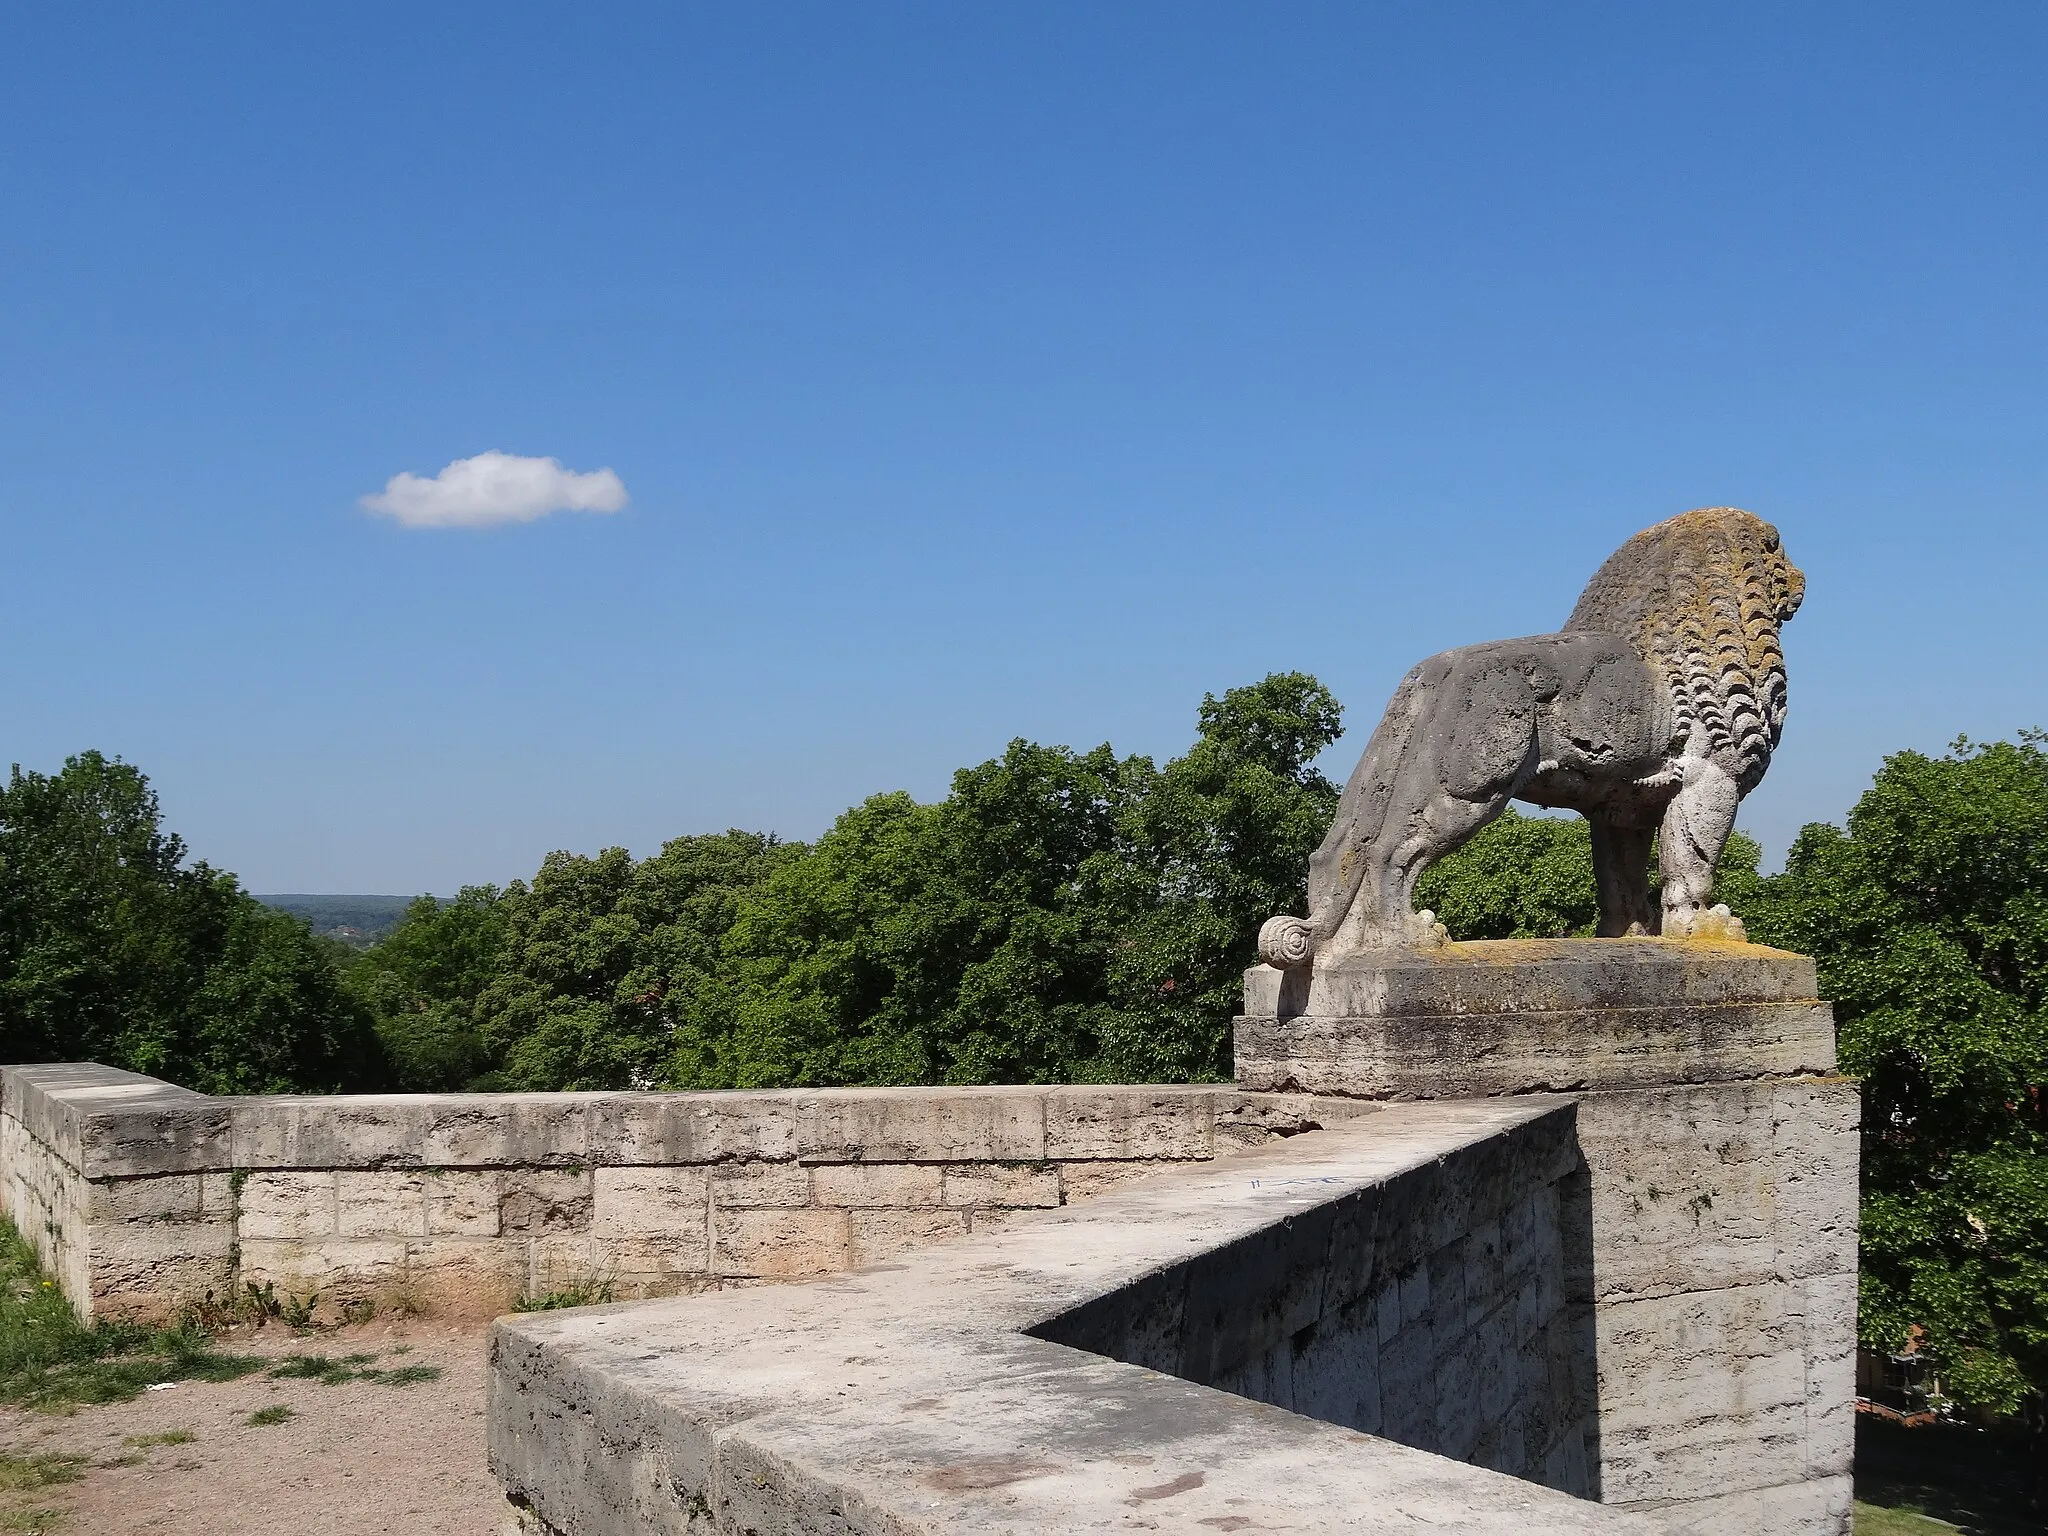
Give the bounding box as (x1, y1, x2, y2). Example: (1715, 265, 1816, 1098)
(706, 672, 1345, 1088)
(713, 743, 1146, 1088)
(1101, 671, 1344, 1079)
(474, 832, 793, 1091)
(0, 752, 380, 1092)
(1746, 734, 2048, 1433)
(344, 888, 508, 1090)
(1415, 810, 1601, 940)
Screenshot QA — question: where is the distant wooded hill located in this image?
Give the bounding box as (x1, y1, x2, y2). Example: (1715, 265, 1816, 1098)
(255, 895, 424, 946)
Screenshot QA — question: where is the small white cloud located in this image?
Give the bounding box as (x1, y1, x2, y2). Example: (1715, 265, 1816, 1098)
(360, 451, 628, 529)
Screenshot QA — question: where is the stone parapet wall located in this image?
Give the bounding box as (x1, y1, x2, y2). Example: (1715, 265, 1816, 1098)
(0, 1064, 1367, 1321)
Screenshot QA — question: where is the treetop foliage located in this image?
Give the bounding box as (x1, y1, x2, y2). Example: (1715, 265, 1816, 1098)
(0, 752, 380, 1093)
(351, 671, 1344, 1092)
(1743, 733, 2048, 1419)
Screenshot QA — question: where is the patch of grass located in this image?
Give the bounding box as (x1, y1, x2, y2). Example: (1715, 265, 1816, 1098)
(121, 1431, 194, 1448)
(267, 1353, 357, 1384)
(0, 1220, 264, 1412)
(244, 1404, 295, 1427)
(368, 1363, 441, 1387)
(513, 1273, 616, 1312)
(0, 1457, 82, 1493)
(0, 1452, 82, 1536)
(1855, 1418, 2040, 1536)
(263, 1352, 441, 1388)
(1857, 1502, 1962, 1534)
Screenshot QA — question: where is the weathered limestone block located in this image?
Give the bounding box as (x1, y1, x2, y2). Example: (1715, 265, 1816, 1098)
(1651, 1476, 1855, 1536)
(847, 1208, 968, 1266)
(423, 1169, 505, 1236)
(1054, 1159, 1163, 1203)
(707, 1161, 809, 1209)
(1238, 940, 1834, 1098)
(240, 1237, 406, 1293)
(497, 1170, 592, 1234)
(1770, 1080, 1862, 1282)
(1594, 1284, 1811, 1502)
(337, 1171, 429, 1238)
(87, 1173, 205, 1223)
(940, 1163, 1061, 1209)
(589, 1167, 709, 1237)
(239, 1171, 338, 1240)
(402, 1237, 527, 1311)
(798, 1088, 1046, 1164)
(87, 1219, 234, 1302)
(1573, 1081, 1787, 1300)
(4, 1063, 230, 1178)
(586, 1092, 802, 1164)
(599, 1243, 723, 1301)
(712, 1205, 849, 1279)
(809, 1161, 943, 1208)
(230, 1094, 594, 1169)
(1044, 1088, 1214, 1159)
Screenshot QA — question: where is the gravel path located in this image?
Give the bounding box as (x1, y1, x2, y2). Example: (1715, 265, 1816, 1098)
(0, 1321, 506, 1535)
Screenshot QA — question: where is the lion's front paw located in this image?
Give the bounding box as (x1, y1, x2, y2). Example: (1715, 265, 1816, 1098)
(1665, 903, 1749, 943)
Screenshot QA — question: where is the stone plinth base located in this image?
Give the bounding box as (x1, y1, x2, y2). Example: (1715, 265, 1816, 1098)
(1237, 937, 1836, 1098)
(1236, 938, 1859, 1536)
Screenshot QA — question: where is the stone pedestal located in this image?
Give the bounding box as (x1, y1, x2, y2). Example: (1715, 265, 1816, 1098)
(1236, 938, 1859, 1536)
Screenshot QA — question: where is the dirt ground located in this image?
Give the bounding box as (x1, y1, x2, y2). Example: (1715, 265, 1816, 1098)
(0, 1320, 507, 1536)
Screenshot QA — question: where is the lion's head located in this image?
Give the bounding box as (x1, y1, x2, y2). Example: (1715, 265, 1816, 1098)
(1564, 507, 1803, 793)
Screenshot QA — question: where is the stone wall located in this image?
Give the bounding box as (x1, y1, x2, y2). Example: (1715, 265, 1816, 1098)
(0, 1063, 1363, 1322)
(0, 1064, 231, 1311)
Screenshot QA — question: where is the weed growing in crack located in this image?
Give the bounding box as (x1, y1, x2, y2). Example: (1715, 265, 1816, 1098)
(513, 1272, 616, 1312)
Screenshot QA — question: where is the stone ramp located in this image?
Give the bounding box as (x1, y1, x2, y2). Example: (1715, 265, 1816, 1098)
(490, 1098, 1672, 1534)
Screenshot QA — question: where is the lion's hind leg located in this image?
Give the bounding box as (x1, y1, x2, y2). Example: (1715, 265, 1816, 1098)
(1311, 645, 1548, 958)
(1588, 818, 1657, 936)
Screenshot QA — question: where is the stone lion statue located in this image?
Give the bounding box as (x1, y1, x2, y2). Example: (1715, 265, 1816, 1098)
(1258, 507, 1804, 967)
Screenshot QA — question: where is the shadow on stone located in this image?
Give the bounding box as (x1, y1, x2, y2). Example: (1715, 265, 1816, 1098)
(1031, 1101, 1599, 1497)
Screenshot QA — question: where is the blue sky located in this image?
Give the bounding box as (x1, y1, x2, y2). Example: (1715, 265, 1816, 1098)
(3, 4, 2044, 895)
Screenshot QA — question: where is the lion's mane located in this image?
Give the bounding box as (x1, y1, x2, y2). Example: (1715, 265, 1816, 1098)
(1564, 507, 1805, 794)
